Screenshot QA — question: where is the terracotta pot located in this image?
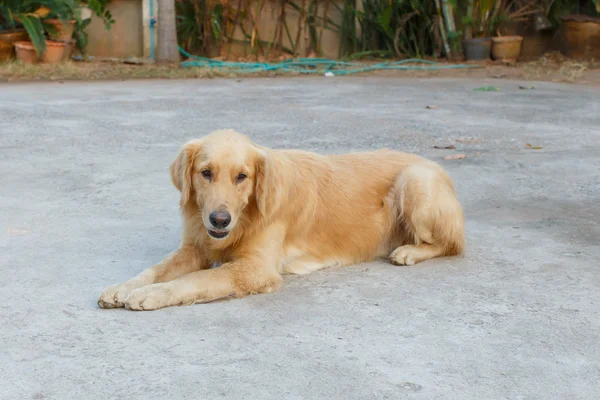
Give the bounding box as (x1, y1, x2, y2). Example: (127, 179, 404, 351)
(14, 40, 67, 64)
(44, 19, 76, 42)
(491, 36, 523, 63)
(63, 40, 76, 61)
(14, 41, 38, 64)
(0, 40, 13, 62)
(0, 29, 29, 61)
(42, 40, 67, 63)
(561, 15, 600, 59)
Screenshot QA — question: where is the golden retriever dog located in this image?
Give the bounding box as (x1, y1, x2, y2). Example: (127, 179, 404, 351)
(98, 129, 464, 311)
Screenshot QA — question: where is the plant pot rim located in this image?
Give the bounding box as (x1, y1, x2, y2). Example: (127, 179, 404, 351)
(463, 37, 492, 43)
(561, 14, 600, 23)
(0, 28, 27, 34)
(46, 40, 67, 48)
(14, 41, 35, 50)
(492, 36, 523, 43)
(14, 40, 67, 49)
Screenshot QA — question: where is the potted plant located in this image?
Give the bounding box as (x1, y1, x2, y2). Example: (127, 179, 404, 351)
(0, 26, 29, 62)
(496, 0, 555, 61)
(490, 1, 537, 64)
(0, 2, 46, 61)
(461, 0, 497, 60)
(0, 0, 79, 63)
(1, 0, 113, 63)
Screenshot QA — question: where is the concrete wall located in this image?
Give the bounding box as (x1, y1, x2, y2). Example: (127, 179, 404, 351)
(85, 0, 144, 58)
(224, 2, 344, 59)
(83, 0, 344, 60)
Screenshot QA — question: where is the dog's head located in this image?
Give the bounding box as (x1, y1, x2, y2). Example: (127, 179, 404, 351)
(169, 129, 278, 240)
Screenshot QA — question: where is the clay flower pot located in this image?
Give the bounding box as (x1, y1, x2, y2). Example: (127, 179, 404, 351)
(0, 41, 12, 61)
(14, 40, 67, 64)
(0, 29, 29, 61)
(491, 36, 523, 63)
(44, 19, 76, 42)
(14, 41, 38, 64)
(43, 40, 67, 63)
(561, 15, 600, 59)
(63, 40, 76, 61)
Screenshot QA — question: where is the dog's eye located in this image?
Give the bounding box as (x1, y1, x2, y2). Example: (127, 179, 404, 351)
(201, 170, 212, 180)
(236, 173, 247, 183)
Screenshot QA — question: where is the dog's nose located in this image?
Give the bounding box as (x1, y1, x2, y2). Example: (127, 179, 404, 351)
(209, 211, 231, 229)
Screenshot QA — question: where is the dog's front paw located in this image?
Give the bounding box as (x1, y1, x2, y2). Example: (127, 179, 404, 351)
(98, 281, 144, 309)
(123, 284, 174, 311)
(390, 245, 418, 266)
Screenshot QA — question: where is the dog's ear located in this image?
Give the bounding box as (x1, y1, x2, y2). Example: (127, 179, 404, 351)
(170, 140, 202, 207)
(255, 148, 283, 219)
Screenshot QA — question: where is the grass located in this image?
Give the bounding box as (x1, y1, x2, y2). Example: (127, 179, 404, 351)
(0, 60, 291, 82)
(523, 52, 593, 82)
(0, 53, 598, 83)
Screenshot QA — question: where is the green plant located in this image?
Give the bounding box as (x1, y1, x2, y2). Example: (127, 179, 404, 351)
(461, 0, 536, 38)
(332, 0, 443, 59)
(175, 0, 296, 59)
(73, 15, 92, 52)
(72, 1, 114, 54)
(495, 0, 537, 34)
(461, 0, 499, 38)
(83, 0, 115, 29)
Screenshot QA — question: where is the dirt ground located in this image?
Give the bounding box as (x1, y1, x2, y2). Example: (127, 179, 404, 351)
(1, 52, 599, 85)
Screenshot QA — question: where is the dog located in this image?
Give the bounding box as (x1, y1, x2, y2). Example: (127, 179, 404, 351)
(98, 129, 464, 311)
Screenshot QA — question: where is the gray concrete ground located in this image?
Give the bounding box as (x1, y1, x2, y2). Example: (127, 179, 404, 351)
(0, 77, 599, 400)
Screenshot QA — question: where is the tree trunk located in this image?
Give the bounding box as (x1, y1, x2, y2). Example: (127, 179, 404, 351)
(156, 0, 180, 63)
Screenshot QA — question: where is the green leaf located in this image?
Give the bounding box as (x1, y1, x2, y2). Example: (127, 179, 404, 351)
(18, 13, 46, 58)
(75, 31, 88, 54)
(377, 5, 394, 39)
(473, 86, 499, 92)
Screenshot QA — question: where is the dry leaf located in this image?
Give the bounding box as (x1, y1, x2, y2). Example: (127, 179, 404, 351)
(526, 143, 542, 150)
(6, 227, 31, 235)
(444, 154, 466, 160)
(519, 85, 536, 90)
(426, 105, 439, 109)
(33, 6, 51, 17)
(434, 144, 456, 149)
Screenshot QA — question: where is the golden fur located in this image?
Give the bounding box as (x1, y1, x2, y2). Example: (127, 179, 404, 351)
(98, 129, 464, 311)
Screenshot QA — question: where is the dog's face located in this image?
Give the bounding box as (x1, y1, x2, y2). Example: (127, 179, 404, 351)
(170, 130, 271, 240)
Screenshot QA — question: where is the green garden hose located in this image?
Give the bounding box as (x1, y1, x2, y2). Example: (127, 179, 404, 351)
(179, 47, 481, 76)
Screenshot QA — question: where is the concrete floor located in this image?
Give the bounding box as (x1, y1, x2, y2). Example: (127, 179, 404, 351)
(1, 77, 599, 400)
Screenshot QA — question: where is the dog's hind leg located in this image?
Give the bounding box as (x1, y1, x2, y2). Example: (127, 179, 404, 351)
(388, 164, 464, 266)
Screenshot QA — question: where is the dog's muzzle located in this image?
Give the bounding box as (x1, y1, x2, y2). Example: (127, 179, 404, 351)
(207, 210, 231, 239)
(207, 229, 229, 239)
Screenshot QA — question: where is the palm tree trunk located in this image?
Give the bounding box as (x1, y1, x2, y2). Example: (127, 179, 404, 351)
(157, 0, 180, 63)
